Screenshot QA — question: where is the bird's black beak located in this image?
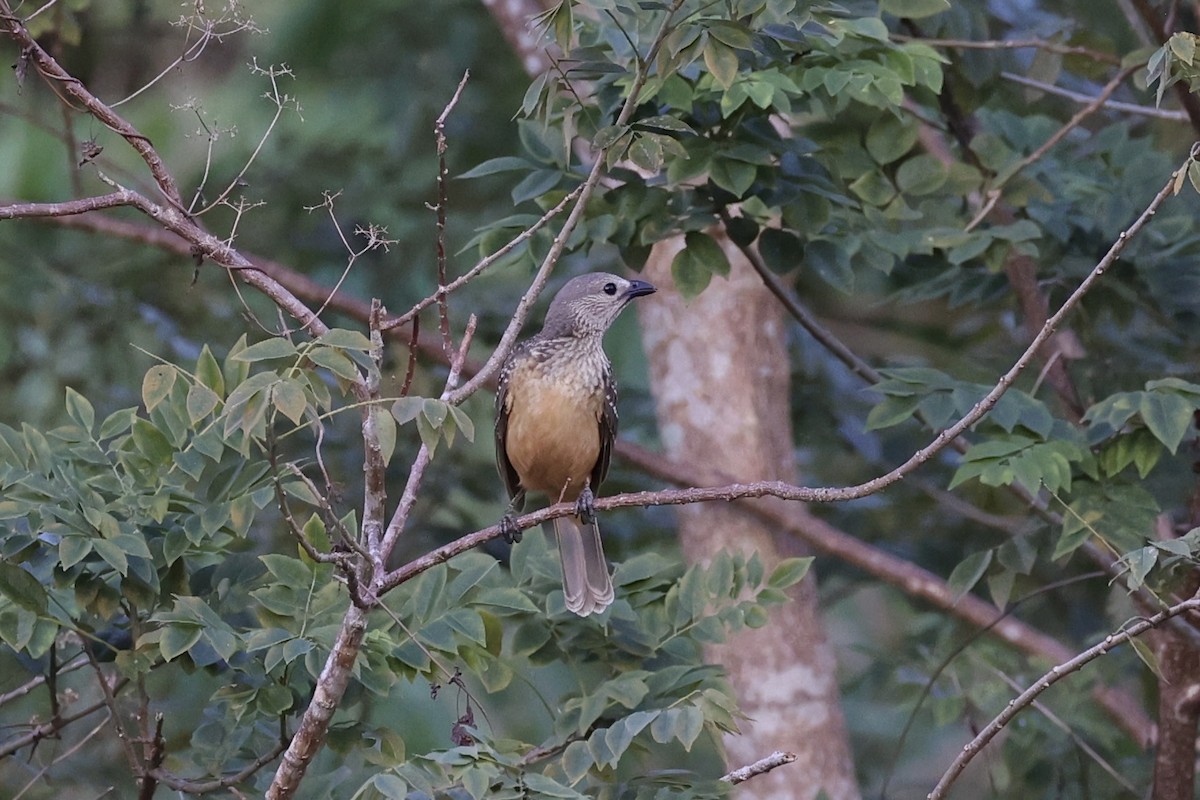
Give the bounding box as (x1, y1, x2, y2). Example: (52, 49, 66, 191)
(623, 279, 656, 300)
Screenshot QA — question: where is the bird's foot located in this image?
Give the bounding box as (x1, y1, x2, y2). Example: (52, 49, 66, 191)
(500, 513, 523, 544)
(575, 485, 597, 525)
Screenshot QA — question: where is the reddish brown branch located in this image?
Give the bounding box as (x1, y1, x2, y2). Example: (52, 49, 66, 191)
(433, 71, 470, 359)
(0, 1, 186, 209)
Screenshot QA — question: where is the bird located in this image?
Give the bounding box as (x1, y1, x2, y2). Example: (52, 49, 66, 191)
(494, 272, 656, 616)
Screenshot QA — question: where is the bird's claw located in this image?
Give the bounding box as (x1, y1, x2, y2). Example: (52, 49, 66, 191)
(500, 513, 523, 544)
(575, 485, 597, 525)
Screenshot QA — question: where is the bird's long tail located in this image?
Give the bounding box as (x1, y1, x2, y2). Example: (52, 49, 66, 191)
(553, 515, 614, 616)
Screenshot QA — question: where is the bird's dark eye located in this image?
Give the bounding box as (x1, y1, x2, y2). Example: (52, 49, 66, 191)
(603, 282, 618, 296)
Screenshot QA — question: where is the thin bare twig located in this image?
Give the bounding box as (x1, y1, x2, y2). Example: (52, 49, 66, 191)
(981, 661, 1141, 795)
(994, 66, 1138, 190)
(892, 34, 1121, 64)
(190, 61, 301, 216)
(0, 656, 87, 708)
(11, 714, 111, 800)
(400, 316, 420, 397)
(82, 648, 141, 778)
(0, 0, 186, 209)
(382, 186, 583, 331)
(445, 0, 686, 407)
(928, 594, 1200, 800)
(1000, 71, 1189, 120)
(0, 679, 129, 759)
(433, 71, 470, 359)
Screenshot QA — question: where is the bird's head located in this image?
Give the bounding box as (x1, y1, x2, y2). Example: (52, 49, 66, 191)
(542, 272, 656, 338)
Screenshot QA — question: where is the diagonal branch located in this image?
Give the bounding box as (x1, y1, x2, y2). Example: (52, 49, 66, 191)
(928, 593, 1200, 800)
(382, 155, 1181, 585)
(0, 0, 186, 209)
(446, 0, 687, 406)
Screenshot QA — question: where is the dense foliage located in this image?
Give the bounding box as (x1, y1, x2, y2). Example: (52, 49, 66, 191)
(3, 0, 1200, 799)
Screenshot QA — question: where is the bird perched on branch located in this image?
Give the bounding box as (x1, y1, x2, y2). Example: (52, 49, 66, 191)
(495, 272, 656, 616)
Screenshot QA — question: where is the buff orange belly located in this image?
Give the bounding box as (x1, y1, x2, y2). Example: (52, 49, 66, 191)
(505, 378, 601, 502)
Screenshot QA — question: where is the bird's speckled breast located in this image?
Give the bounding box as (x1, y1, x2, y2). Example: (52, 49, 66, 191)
(502, 341, 609, 501)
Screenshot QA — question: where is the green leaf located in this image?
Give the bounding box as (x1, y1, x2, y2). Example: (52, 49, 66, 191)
(195, 344, 225, 398)
(1123, 546, 1158, 590)
(562, 740, 594, 783)
(881, 0, 950, 18)
(636, 114, 695, 134)
(757, 228, 803, 273)
(685, 231, 730, 277)
(421, 398, 448, 429)
(131, 419, 173, 465)
(272, 379, 308, 425)
(59, 535, 92, 569)
(316, 328, 374, 351)
(707, 20, 752, 49)
(370, 774, 408, 800)
(374, 405, 397, 465)
(306, 346, 361, 381)
(947, 549, 992, 600)
(703, 38, 739, 90)
(849, 169, 896, 206)
(98, 408, 136, 440)
(628, 133, 665, 173)
(512, 169, 562, 204)
(1146, 377, 1200, 395)
(593, 124, 630, 149)
(447, 405, 475, 443)
(866, 394, 923, 430)
(987, 569, 1015, 609)
(64, 387, 95, 433)
(234, 337, 299, 362)
(604, 710, 659, 764)
(92, 538, 129, 576)
(1139, 391, 1193, 453)
(805, 240, 854, 293)
(896, 154, 949, 195)
(671, 249, 712, 299)
(159, 624, 202, 661)
(142, 365, 177, 412)
(676, 706, 706, 750)
(767, 557, 812, 589)
(709, 158, 756, 197)
(0, 561, 48, 613)
(1170, 32, 1197, 66)
(301, 514, 330, 556)
(1055, 484, 1159, 560)
(672, 233, 732, 300)
(186, 382, 221, 424)
(459, 156, 535, 178)
(866, 115, 918, 164)
(391, 396, 424, 425)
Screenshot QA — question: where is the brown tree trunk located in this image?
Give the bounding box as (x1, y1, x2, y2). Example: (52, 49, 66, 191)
(638, 233, 860, 800)
(1150, 632, 1200, 800)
